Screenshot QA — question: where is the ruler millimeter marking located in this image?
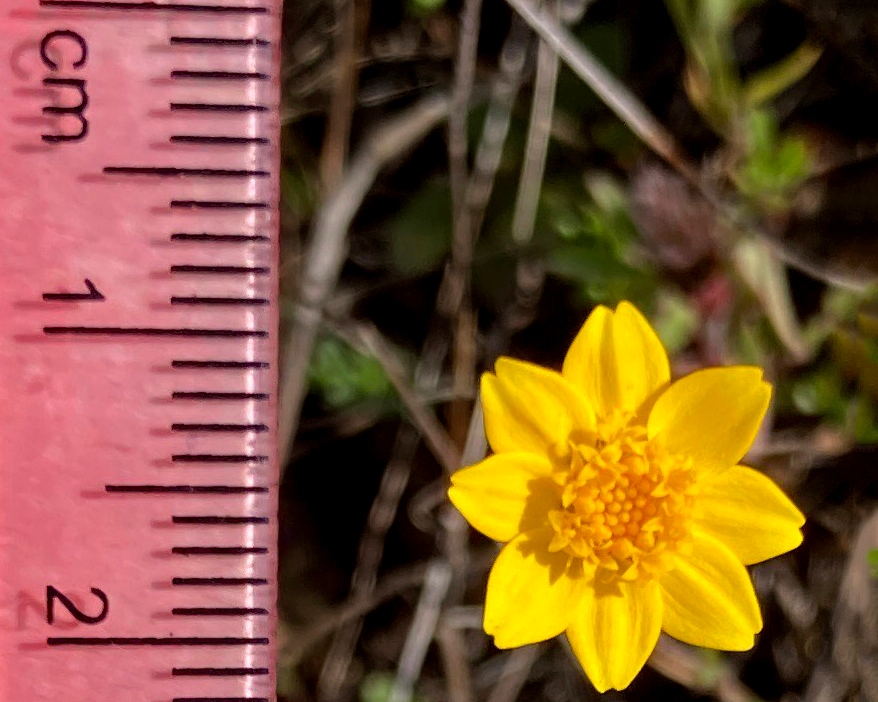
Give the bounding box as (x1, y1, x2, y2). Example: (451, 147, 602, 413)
(1, 1, 280, 700)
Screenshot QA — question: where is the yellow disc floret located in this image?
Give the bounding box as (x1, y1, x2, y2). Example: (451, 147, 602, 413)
(548, 411, 696, 582)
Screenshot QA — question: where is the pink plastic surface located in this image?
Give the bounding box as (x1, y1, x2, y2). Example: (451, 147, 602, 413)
(0, 2, 280, 700)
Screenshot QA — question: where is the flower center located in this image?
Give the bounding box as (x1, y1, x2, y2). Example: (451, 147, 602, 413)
(548, 412, 696, 582)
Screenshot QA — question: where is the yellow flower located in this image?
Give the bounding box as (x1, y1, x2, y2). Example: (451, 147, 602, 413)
(448, 302, 805, 692)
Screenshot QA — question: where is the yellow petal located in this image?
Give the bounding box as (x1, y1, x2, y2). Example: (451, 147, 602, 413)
(614, 302, 672, 417)
(562, 305, 617, 418)
(692, 464, 805, 565)
(566, 578, 662, 692)
(482, 357, 594, 456)
(659, 530, 762, 650)
(562, 302, 670, 419)
(647, 367, 772, 474)
(449, 453, 560, 542)
(485, 529, 588, 648)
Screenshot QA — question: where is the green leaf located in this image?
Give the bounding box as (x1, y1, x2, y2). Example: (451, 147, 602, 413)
(545, 243, 635, 284)
(652, 291, 699, 354)
(745, 109, 776, 156)
(702, 0, 738, 34)
(276, 663, 303, 699)
(583, 171, 627, 216)
(280, 163, 318, 218)
(406, 0, 445, 16)
(360, 672, 394, 702)
(732, 237, 811, 362)
(733, 317, 770, 367)
(308, 335, 394, 409)
(744, 42, 823, 107)
(590, 120, 641, 162)
(389, 182, 453, 275)
(360, 672, 428, 702)
(777, 138, 809, 180)
(539, 171, 655, 308)
(737, 109, 811, 204)
(665, 0, 742, 135)
(695, 648, 725, 689)
(789, 368, 844, 418)
(852, 393, 878, 444)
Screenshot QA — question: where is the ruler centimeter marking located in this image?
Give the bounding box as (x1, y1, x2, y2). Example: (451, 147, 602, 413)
(39, 0, 269, 12)
(169, 37, 271, 46)
(173, 667, 271, 676)
(1, 0, 281, 699)
(104, 166, 272, 177)
(47, 637, 271, 646)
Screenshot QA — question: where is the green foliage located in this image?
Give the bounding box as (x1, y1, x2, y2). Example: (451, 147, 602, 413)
(359, 672, 394, 702)
(737, 109, 810, 209)
(308, 335, 394, 409)
(694, 648, 725, 689)
(831, 325, 878, 405)
(280, 127, 319, 219)
(546, 243, 647, 304)
(276, 661, 304, 699)
(360, 672, 428, 702)
(665, 0, 816, 214)
(743, 41, 823, 108)
(540, 173, 657, 308)
(590, 121, 641, 163)
(731, 313, 775, 367)
(666, 0, 820, 137)
(869, 549, 878, 578)
(389, 181, 453, 276)
(556, 22, 629, 118)
(652, 291, 699, 354)
(773, 290, 878, 444)
(280, 162, 318, 219)
(789, 368, 846, 420)
(405, 0, 445, 16)
(733, 238, 810, 361)
(665, 0, 742, 134)
(852, 393, 878, 444)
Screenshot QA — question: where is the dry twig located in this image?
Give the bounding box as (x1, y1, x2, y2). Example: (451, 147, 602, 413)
(444, 15, 531, 451)
(316, 307, 466, 700)
(282, 563, 431, 669)
(485, 645, 543, 702)
(486, 0, 575, 357)
(335, 320, 462, 474)
(316, 320, 462, 699)
(509, 2, 558, 247)
(803, 507, 878, 702)
(648, 636, 764, 702)
(320, 0, 370, 192)
(279, 93, 450, 465)
(390, 560, 454, 702)
(436, 620, 476, 702)
(503, 0, 698, 183)
(317, 429, 422, 701)
(448, 0, 484, 221)
(389, 403, 487, 702)
(464, 16, 531, 240)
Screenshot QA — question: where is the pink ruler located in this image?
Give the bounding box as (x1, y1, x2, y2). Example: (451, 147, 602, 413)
(0, 1, 281, 700)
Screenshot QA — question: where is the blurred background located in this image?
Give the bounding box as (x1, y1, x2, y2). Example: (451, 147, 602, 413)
(275, 1, 878, 701)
